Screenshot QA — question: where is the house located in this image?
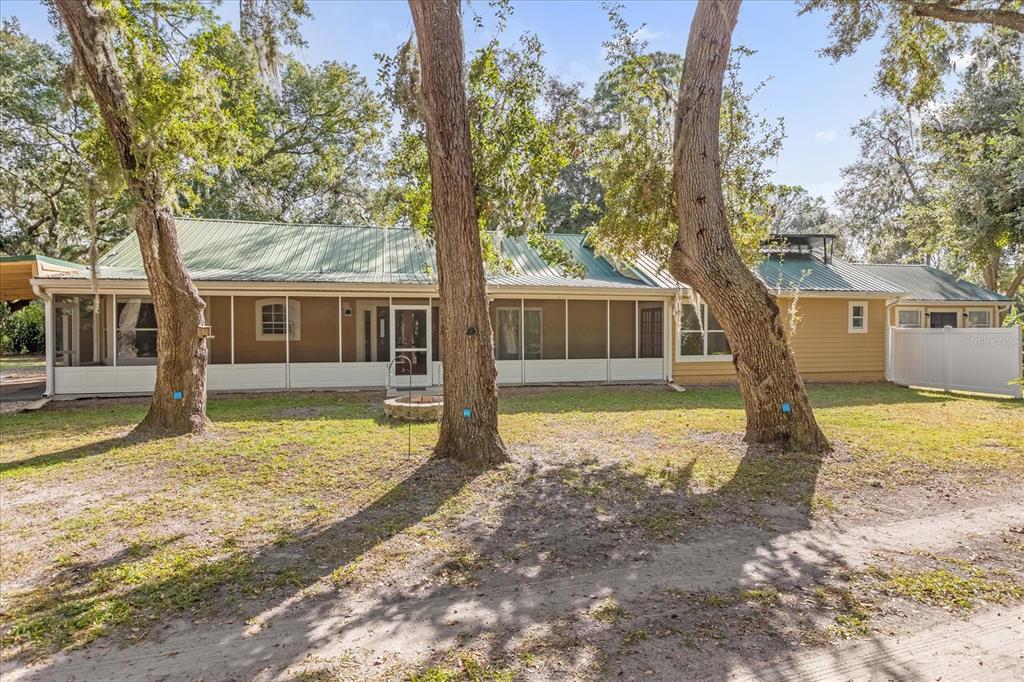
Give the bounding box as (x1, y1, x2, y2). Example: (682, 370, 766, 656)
(3, 219, 1013, 397)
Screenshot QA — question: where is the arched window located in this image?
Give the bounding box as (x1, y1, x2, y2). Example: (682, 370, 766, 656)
(255, 298, 300, 341)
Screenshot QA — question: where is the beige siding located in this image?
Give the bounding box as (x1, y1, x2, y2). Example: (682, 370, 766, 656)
(207, 296, 232, 365)
(290, 296, 339, 363)
(673, 296, 888, 384)
(232, 296, 285, 363)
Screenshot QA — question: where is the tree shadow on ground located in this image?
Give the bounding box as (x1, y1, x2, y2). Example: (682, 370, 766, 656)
(10, 404, 916, 681)
(0, 433, 163, 476)
(496, 382, 997, 416)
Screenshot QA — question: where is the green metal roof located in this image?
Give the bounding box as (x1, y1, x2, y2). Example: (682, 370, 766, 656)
(0, 254, 85, 270)
(755, 256, 904, 294)
(853, 264, 1012, 302)
(94, 217, 670, 290)
(38, 217, 1006, 302)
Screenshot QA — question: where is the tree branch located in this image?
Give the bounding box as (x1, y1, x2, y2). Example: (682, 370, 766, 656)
(910, 1, 1024, 33)
(1005, 262, 1024, 299)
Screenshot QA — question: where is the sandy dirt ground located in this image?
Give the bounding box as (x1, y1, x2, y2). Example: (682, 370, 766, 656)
(5, 492, 1022, 681)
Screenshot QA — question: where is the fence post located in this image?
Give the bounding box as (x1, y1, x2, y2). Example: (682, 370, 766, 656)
(943, 325, 952, 392)
(886, 326, 893, 382)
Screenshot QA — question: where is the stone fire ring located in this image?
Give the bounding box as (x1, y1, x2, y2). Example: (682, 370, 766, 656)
(384, 395, 444, 421)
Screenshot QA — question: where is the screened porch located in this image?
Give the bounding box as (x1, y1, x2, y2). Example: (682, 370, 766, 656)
(45, 292, 669, 395)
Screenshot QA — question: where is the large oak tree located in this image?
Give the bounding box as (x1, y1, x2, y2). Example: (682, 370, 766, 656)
(408, 0, 509, 468)
(53, 0, 237, 435)
(668, 0, 830, 452)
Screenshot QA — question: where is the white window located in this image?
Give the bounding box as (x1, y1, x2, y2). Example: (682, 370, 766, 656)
(255, 298, 300, 341)
(495, 308, 542, 360)
(677, 303, 731, 360)
(966, 308, 993, 328)
(896, 308, 923, 328)
(848, 301, 868, 333)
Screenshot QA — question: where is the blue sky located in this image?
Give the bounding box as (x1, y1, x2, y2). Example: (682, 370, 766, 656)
(3, 0, 887, 203)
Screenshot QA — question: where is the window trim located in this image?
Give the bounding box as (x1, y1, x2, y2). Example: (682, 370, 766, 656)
(894, 306, 925, 329)
(848, 300, 868, 334)
(255, 297, 300, 341)
(676, 302, 733, 362)
(965, 307, 993, 329)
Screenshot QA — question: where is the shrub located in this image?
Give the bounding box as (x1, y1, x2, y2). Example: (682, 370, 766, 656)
(1, 301, 45, 354)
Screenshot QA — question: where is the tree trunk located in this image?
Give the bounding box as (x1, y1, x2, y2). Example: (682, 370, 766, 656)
(408, 0, 509, 468)
(911, 1, 1024, 33)
(55, 0, 208, 436)
(1005, 263, 1024, 300)
(668, 0, 829, 453)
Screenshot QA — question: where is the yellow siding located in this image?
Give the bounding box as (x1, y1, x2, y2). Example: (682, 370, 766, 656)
(673, 297, 888, 385)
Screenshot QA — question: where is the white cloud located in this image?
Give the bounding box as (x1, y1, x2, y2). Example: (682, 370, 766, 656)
(813, 130, 837, 143)
(633, 26, 664, 42)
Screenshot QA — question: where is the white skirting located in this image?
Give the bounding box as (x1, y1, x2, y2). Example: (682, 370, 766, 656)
(52, 357, 666, 396)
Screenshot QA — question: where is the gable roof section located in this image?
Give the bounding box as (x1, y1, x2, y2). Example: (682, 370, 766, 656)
(95, 217, 669, 289)
(854, 264, 1012, 302)
(754, 256, 903, 294)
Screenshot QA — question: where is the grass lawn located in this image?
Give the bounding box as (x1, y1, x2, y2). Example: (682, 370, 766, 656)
(0, 355, 44, 371)
(1, 383, 1022, 672)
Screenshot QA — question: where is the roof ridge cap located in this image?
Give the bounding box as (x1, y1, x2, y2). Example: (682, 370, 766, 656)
(174, 216, 414, 231)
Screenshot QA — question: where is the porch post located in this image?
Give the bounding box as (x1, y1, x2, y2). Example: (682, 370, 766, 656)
(111, 293, 117, 367)
(663, 299, 671, 381)
(93, 294, 101, 364)
(229, 295, 235, 364)
(284, 294, 290, 388)
(338, 296, 343, 364)
(71, 296, 80, 367)
(606, 299, 610, 383)
(634, 300, 639, 359)
(43, 294, 54, 396)
(520, 297, 525, 385)
(427, 296, 433, 384)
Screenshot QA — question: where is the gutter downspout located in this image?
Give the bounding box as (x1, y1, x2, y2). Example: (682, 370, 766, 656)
(884, 296, 905, 382)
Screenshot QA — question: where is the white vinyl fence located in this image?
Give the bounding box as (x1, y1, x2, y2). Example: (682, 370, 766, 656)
(888, 326, 1022, 398)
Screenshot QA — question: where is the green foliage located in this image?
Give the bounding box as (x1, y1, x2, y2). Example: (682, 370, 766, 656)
(922, 34, 1024, 292)
(0, 301, 45, 355)
(196, 57, 387, 223)
(378, 31, 586, 277)
(586, 9, 785, 268)
(0, 19, 128, 259)
(837, 34, 1024, 293)
(835, 107, 929, 263)
(797, 0, 989, 107)
(79, 0, 259, 209)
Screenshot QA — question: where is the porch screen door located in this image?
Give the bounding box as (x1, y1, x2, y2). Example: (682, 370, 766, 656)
(391, 306, 430, 385)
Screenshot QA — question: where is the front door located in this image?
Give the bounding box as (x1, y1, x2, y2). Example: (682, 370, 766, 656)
(929, 311, 958, 328)
(391, 306, 431, 387)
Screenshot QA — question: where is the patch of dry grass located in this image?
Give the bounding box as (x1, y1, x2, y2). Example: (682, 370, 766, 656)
(0, 384, 1021, 660)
